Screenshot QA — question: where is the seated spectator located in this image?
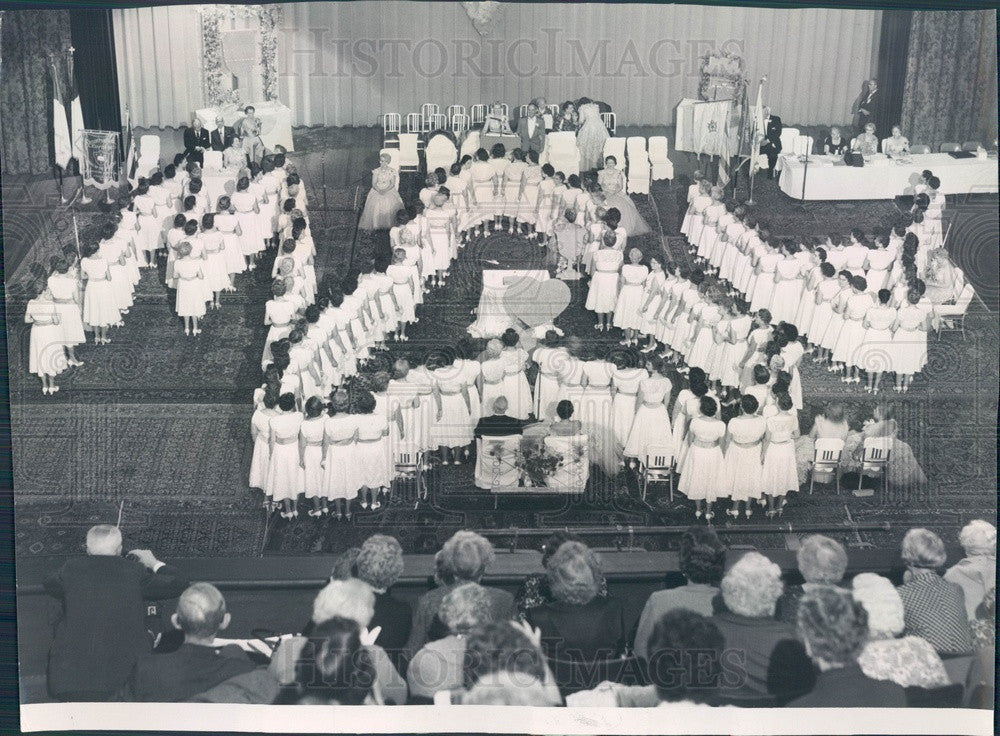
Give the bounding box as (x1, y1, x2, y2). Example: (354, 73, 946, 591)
(515, 531, 608, 618)
(474, 396, 524, 438)
(710, 552, 814, 704)
(526, 541, 626, 662)
(634, 526, 725, 661)
(460, 670, 553, 706)
(970, 588, 995, 705)
(852, 573, 949, 689)
(549, 399, 582, 436)
(775, 535, 849, 623)
(44, 525, 187, 701)
(944, 520, 996, 620)
(790, 587, 906, 707)
(329, 547, 361, 581)
(461, 621, 562, 705)
(405, 531, 515, 655)
(126, 583, 256, 702)
(407, 583, 495, 700)
(897, 528, 974, 656)
(646, 610, 735, 708)
(355, 535, 411, 667)
(273, 616, 379, 705)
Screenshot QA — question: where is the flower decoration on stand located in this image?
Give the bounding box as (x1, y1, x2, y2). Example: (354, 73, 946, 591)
(463, 1, 502, 36)
(517, 444, 563, 488)
(201, 4, 283, 106)
(699, 51, 744, 102)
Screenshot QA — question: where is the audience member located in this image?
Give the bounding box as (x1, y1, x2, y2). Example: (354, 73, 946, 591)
(44, 525, 187, 701)
(474, 396, 525, 438)
(461, 621, 561, 704)
(710, 552, 814, 704)
(634, 526, 725, 661)
(646, 610, 733, 708)
(126, 583, 255, 701)
(460, 670, 553, 706)
(405, 531, 515, 655)
(515, 531, 608, 617)
(775, 535, 848, 623)
(355, 534, 412, 667)
(851, 573, 949, 689)
(790, 587, 906, 707)
(944, 520, 996, 620)
(526, 541, 626, 662)
(897, 528, 974, 656)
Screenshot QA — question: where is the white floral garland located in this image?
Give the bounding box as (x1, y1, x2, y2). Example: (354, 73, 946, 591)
(463, 1, 502, 36)
(202, 4, 283, 106)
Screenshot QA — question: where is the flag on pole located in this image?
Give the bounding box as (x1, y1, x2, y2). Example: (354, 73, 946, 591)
(124, 110, 137, 181)
(51, 60, 72, 170)
(749, 84, 766, 176)
(67, 49, 85, 165)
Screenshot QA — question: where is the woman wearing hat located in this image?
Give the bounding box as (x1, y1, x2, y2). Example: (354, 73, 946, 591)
(173, 240, 207, 335)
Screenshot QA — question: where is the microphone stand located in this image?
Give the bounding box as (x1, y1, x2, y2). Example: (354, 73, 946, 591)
(800, 143, 809, 203)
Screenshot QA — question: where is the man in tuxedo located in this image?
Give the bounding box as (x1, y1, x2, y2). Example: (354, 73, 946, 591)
(44, 525, 188, 701)
(517, 102, 547, 156)
(854, 78, 880, 135)
(210, 115, 235, 152)
(759, 107, 783, 179)
(474, 397, 524, 438)
(182, 118, 210, 165)
(126, 583, 256, 702)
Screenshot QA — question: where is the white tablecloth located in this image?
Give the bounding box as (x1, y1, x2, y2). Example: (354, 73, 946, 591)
(468, 269, 550, 338)
(196, 101, 295, 152)
(777, 152, 998, 200)
(675, 98, 740, 158)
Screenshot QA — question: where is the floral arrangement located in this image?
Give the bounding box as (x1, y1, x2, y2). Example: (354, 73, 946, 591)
(699, 50, 744, 102)
(517, 443, 564, 487)
(201, 4, 283, 106)
(463, 1, 502, 36)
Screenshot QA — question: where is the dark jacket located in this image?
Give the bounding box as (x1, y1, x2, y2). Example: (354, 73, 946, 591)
(127, 642, 256, 702)
(405, 583, 516, 657)
(762, 116, 783, 152)
(210, 126, 235, 152)
(474, 414, 524, 438)
(183, 127, 210, 154)
(788, 663, 906, 708)
(371, 590, 412, 666)
(45, 555, 187, 700)
(527, 596, 626, 662)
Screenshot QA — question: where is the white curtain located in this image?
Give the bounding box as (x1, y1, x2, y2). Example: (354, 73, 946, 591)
(115, 2, 879, 128)
(113, 5, 205, 128)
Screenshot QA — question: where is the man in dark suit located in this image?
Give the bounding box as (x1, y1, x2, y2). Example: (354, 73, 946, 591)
(44, 525, 187, 701)
(854, 78, 880, 135)
(182, 118, 210, 165)
(474, 397, 524, 438)
(517, 102, 547, 156)
(126, 583, 256, 702)
(209, 115, 235, 152)
(759, 107, 783, 179)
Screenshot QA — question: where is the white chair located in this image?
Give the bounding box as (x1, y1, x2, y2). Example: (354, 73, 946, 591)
(541, 131, 581, 178)
(626, 136, 651, 195)
(602, 137, 626, 169)
(779, 126, 800, 154)
(600, 112, 616, 135)
(547, 104, 560, 119)
(382, 113, 402, 146)
(517, 104, 529, 119)
(135, 134, 161, 181)
(451, 113, 470, 136)
(808, 438, 844, 494)
(647, 136, 674, 182)
(396, 133, 420, 172)
(470, 104, 486, 126)
(475, 435, 521, 489)
(425, 134, 458, 176)
(936, 283, 975, 339)
(543, 434, 590, 491)
(498, 103, 509, 118)
(405, 113, 422, 134)
(378, 148, 401, 190)
(939, 142, 961, 153)
(460, 129, 481, 159)
(640, 445, 674, 501)
(419, 103, 439, 132)
(445, 105, 466, 121)
(792, 135, 814, 156)
(394, 447, 427, 506)
(427, 113, 448, 132)
(202, 150, 223, 172)
(855, 437, 892, 496)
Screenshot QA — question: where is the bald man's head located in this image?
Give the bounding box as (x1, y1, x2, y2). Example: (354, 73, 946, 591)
(86, 524, 123, 556)
(173, 583, 229, 640)
(492, 397, 509, 415)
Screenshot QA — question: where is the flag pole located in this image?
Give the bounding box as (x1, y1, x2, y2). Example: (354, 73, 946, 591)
(747, 76, 766, 206)
(73, 213, 82, 261)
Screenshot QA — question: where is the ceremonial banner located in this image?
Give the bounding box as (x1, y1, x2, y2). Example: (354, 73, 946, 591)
(51, 62, 71, 169)
(675, 99, 740, 158)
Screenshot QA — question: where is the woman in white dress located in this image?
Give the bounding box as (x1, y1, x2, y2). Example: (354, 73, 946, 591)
(322, 390, 360, 520)
(468, 148, 499, 238)
(535, 164, 558, 244)
(623, 372, 673, 464)
(610, 355, 647, 451)
(359, 153, 405, 230)
(425, 190, 455, 288)
(585, 233, 624, 331)
(794, 402, 851, 486)
(681, 180, 712, 245)
(677, 396, 726, 520)
(199, 214, 229, 310)
(353, 389, 391, 512)
(266, 392, 305, 519)
(724, 394, 767, 518)
(47, 256, 85, 369)
(690, 186, 723, 261)
(576, 101, 610, 172)
(812, 268, 851, 364)
(832, 275, 874, 383)
(716, 300, 753, 391)
(856, 289, 898, 395)
(864, 235, 896, 293)
(499, 329, 532, 421)
(794, 247, 827, 342)
(883, 125, 910, 157)
(597, 157, 651, 236)
(386, 247, 417, 339)
(684, 289, 723, 372)
(578, 358, 619, 476)
(215, 196, 245, 286)
(613, 248, 648, 346)
(769, 240, 806, 324)
(892, 289, 930, 392)
(519, 150, 543, 240)
(637, 255, 667, 352)
(232, 176, 263, 268)
(300, 396, 328, 517)
(25, 280, 66, 394)
(748, 235, 781, 313)
(760, 393, 799, 517)
(430, 353, 474, 465)
(531, 333, 567, 421)
(501, 148, 528, 234)
(80, 241, 119, 345)
(250, 162, 277, 252)
(97, 223, 133, 317)
(487, 144, 510, 232)
(173, 241, 206, 336)
(249, 388, 279, 494)
(132, 182, 161, 267)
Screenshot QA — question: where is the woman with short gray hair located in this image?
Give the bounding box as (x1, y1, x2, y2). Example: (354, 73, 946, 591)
(945, 520, 996, 619)
(356, 534, 411, 665)
(776, 535, 848, 622)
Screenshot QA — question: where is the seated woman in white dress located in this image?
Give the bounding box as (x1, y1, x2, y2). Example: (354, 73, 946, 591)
(482, 102, 513, 135)
(852, 123, 881, 156)
(842, 403, 927, 490)
(922, 248, 962, 305)
(794, 401, 851, 485)
(883, 126, 910, 157)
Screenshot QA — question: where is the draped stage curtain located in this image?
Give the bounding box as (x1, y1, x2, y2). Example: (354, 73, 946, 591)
(900, 9, 998, 149)
(113, 2, 879, 129)
(0, 10, 71, 175)
(69, 9, 122, 133)
(874, 10, 912, 139)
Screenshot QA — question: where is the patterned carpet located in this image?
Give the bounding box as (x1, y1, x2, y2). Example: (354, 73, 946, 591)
(9, 139, 997, 558)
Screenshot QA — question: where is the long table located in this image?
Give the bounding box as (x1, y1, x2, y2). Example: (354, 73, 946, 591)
(777, 152, 999, 200)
